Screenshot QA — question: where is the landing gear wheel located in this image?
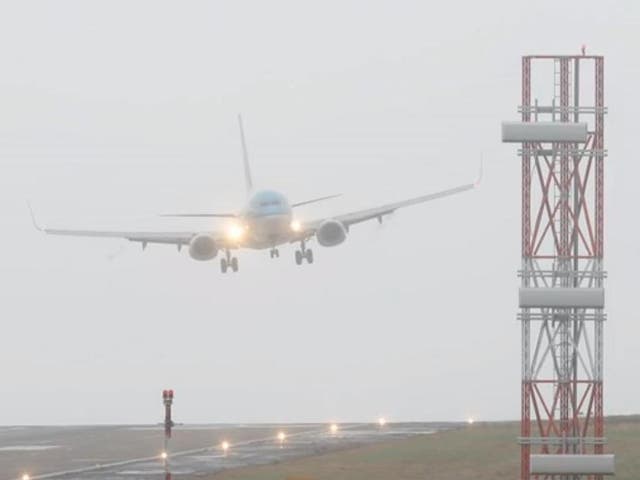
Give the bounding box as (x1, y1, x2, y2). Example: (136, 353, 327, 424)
(270, 248, 280, 259)
(295, 250, 303, 265)
(305, 249, 314, 264)
(221, 258, 228, 273)
(231, 257, 239, 272)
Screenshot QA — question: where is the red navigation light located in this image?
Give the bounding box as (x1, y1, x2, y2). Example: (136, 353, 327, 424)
(162, 390, 168, 398)
(168, 390, 174, 397)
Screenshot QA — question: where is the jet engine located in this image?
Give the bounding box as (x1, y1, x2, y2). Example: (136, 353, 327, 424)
(188, 234, 218, 261)
(316, 219, 347, 247)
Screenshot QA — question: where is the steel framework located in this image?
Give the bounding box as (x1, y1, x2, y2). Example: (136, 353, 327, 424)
(516, 55, 608, 479)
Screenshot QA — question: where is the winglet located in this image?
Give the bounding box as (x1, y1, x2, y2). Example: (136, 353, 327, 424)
(474, 154, 484, 187)
(27, 201, 44, 232)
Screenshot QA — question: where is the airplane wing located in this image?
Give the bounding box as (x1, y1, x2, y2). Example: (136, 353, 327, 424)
(29, 207, 229, 249)
(296, 181, 476, 238)
(42, 227, 197, 247)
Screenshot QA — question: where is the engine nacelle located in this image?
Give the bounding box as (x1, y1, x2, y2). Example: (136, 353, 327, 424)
(188, 234, 218, 261)
(317, 219, 347, 247)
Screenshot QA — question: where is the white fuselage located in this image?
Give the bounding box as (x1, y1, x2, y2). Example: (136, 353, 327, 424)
(237, 189, 294, 249)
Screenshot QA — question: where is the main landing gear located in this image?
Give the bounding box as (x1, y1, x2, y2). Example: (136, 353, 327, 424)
(220, 250, 239, 273)
(295, 241, 313, 265)
(269, 248, 280, 259)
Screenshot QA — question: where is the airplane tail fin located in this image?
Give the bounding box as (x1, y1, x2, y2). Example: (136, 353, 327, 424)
(238, 114, 253, 194)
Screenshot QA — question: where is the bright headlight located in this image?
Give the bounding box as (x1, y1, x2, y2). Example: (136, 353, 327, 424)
(290, 220, 302, 232)
(226, 223, 246, 241)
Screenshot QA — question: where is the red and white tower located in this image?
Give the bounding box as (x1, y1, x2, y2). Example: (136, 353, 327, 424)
(503, 54, 614, 479)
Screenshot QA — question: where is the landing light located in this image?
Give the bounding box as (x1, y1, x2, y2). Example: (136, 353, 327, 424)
(378, 417, 387, 427)
(226, 223, 246, 241)
(290, 220, 302, 232)
(221, 440, 230, 452)
(22, 475, 30, 480)
(329, 423, 338, 435)
(277, 431, 286, 442)
(467, 417, 475, 425)
(160, 451, 168, 460)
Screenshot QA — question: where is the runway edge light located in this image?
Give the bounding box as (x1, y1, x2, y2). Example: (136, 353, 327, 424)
(221, 440, 230, 454)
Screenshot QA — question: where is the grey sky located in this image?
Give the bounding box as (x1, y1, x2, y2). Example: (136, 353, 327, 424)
(1, 0, 638, 424)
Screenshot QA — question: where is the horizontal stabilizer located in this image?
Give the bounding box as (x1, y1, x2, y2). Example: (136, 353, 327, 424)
(291, 194, 341, 208)
(160, 213, 236, 218)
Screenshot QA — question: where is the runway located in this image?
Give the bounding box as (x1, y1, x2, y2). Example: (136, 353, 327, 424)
(1, 422, 459, 479)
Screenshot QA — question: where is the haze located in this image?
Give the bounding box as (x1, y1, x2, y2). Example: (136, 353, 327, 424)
(0, 0, 638, 425)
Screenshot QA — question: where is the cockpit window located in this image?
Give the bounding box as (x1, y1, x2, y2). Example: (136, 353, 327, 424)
(259, 200, 281, 207)
(249, 190, 289, 213)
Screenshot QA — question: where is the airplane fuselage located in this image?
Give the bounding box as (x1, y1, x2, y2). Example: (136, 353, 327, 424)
(238, 189, 294, 249)
(35, 115, 476, 274)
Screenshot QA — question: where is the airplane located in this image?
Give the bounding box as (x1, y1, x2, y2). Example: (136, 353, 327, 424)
(31, 116, 478, 273)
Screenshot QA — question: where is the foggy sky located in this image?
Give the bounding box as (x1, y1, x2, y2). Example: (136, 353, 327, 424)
(1, 0, 639, 425)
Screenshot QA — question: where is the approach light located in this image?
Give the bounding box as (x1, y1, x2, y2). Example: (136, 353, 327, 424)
(290, 220, 302, 232)
(330, 423, 339, 435)
(378, 417, 387, 427)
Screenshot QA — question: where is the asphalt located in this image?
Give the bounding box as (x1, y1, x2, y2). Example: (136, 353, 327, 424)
(1, 422, 460, 480)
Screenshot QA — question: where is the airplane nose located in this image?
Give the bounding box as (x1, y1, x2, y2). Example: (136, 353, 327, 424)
(261, 214, 289, 233)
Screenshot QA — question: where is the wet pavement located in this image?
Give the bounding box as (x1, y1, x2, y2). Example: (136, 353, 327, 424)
(1, 422, 460, 480)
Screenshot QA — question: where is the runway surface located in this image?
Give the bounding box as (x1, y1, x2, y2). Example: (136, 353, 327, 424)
(0, 422, 459, 479)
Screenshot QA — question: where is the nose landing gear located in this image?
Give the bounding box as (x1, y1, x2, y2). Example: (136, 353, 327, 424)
(295, 241, 313, 265)
(220, 250, 239, 273)
(269, 248, 280, 259)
